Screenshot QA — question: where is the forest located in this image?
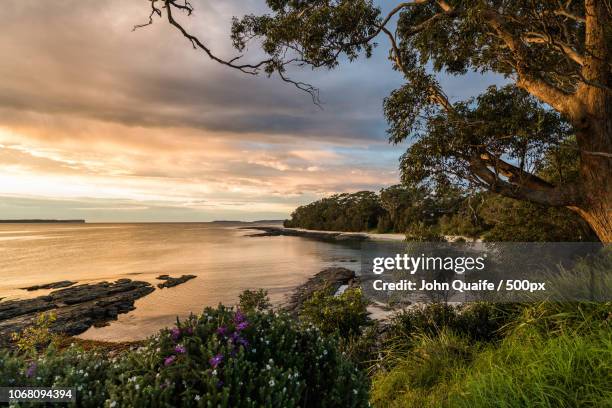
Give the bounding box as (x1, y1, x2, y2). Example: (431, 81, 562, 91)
(283, 184, 597, 242)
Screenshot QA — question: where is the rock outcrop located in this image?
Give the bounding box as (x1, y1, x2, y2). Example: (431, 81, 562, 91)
(0, 279, 155, 343)
(244, 226, 369, 242)
(156, 274, 197, 289)
(21, 280, 76, 291)
(284, 267, 358, 314)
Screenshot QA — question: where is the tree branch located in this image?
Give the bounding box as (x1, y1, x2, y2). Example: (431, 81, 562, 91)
(469, 154, 579, 206)
(478, 152, 555, 190)
(481, 8, 582, 118)
(134, 0, 321, 104)
(523, 32, 585, 66)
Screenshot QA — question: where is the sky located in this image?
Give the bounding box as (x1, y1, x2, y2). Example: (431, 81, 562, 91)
(0, 0, 503, 222)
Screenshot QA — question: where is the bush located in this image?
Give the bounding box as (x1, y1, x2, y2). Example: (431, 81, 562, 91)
(404, 222, 446, 242)
(0, 344, 112, 407)
(299, 287, 370, 337)
(238, 288, 272, 313)
(106, 307, 368, 407)
(11, 312, 60, 354)
(0, 306, 369, 408)
(384, 303, 516, 353)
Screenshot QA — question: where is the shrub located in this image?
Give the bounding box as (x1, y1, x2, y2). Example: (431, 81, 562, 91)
(105, 307, 368, 407)
(11, 312, 60, 354)
(404, 222, 446, 242)
(238, 288, 272, 313)
(380, 303, 518, 367)
(299, 287, 370, 337)
(0, 344, 112, 407)
(0, 306, 369, 407)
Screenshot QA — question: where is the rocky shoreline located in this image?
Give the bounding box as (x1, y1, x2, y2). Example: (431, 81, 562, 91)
(0, 265, 366, 344)
(0, 279, 155, 343)
(243, 226, 369, 241)
(284, 267, 358, 314)
(21, 280, 76, 291)
(0, 275, 199, 344)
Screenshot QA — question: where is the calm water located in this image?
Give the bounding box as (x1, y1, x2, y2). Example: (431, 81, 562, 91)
(0, 223, 362, 341)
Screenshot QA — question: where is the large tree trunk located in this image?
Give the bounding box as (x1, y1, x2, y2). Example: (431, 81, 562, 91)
(573, 112, 612, 243)
(569, 0, 612, 243)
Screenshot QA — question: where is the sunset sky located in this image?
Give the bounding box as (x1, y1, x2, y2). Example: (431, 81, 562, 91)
(0, 0, 503, 222)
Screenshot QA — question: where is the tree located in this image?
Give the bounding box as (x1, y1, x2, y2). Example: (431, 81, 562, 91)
(141, 0, 611, 242)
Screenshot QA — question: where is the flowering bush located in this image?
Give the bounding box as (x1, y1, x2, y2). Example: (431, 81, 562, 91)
(105, 306, 368, 407)
(0, 344, 112, 407)
(1, 305, 369, 407)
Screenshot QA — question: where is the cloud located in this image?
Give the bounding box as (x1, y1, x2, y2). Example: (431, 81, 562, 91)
(0, 0, 504, 220)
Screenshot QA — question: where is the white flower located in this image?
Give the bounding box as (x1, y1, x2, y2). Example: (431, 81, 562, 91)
(195, 395, 201, 401)
(266, 364, 271, 370)
(269, 379, 275, 386)
(135, 384, 140, 390)
(109, 402, 117, 408)
(212, 370, 217, 376)
(353, 389, 358, 395)
(323, 350, 328, 355)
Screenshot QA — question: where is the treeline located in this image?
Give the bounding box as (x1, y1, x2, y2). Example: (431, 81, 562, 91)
(284, 185, 597, 242)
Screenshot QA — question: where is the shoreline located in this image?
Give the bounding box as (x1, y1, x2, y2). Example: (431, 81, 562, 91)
(243, 225, 406, 242)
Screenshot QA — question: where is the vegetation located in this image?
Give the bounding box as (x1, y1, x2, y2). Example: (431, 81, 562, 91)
(1, 287, 610, 407)
(283, 186, 596, 242)
(238, 288, 272, 313)
(0, 305, 369, 407)
(371, 301, 611, 408)
(10, 312, 60, 354)
(299, 287, 370, 338)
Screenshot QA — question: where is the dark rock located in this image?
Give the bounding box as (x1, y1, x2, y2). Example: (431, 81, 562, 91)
(0, 279, 155, 343)
(21, 280, 76, 291)
(243, 226, 369, 242)
(156, 275, 196, 289)
(284, 267, 357, 314)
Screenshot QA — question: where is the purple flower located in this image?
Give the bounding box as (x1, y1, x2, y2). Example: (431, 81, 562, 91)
(174, 345, 186, 354)
(234, 310, 246, 323)
(184, 327, 193, 335)
(236, 321, 249, 331)
(25, 362, 37, 378)
(170, 327, 181, 341)
(237, 337, 249, 347)
(164, 355, 176, 366)
(209, 354, 223, 368)
(216, 380, 224, 388)
(216, 326, 227, 336)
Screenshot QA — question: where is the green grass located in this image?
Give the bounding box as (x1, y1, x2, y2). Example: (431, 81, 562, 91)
(371, 302, 611, 408)
(449, 329, 612, 408)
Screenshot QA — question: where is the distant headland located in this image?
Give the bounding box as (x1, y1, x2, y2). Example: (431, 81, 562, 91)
(0, 219, 86, 224)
